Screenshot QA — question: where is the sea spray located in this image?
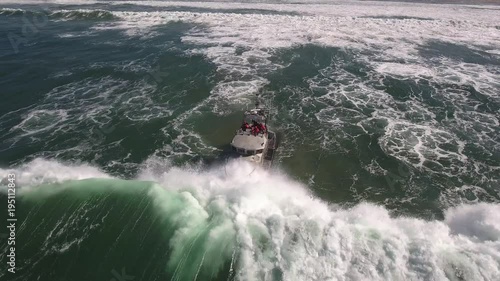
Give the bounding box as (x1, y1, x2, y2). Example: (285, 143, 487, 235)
(138, 160, 500, 280)
(148, 184, 236, 280)
(1, 159, 499, 280)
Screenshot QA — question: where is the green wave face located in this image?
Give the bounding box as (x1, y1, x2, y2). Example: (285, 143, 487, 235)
(6, 178, 236, 281)
(3, 161, 500, 281)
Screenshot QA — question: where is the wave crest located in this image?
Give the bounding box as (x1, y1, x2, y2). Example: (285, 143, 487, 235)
(4, 159, 499, 281)
(0, 8, 116, 21)
(50, 9, 116, 21)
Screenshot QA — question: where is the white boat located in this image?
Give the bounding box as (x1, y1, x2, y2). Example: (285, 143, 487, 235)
(230, 98, 277, 168)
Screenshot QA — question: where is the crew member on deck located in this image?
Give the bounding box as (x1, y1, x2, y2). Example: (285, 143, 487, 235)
(251, 122, 260, 135)
(241, 121, 250, 131)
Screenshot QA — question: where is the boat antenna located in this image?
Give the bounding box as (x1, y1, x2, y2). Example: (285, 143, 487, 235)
(255, 92, 260, 109)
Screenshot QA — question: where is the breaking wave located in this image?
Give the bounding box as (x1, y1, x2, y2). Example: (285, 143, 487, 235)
(51, 9, 116, 20)
(0, 8, 28, 17)
(1, 158, 499, 281)
(0, 8, 116, 21)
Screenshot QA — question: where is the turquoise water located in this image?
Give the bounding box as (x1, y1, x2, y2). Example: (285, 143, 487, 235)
(0, 1, 499, 280)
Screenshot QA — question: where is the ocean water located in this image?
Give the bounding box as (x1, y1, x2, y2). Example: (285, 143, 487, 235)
(0, 0, 499, 280)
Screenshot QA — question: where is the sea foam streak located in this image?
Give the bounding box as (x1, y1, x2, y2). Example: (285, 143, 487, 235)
(2, 158, 500, 280)
(3, 2, 499, 184)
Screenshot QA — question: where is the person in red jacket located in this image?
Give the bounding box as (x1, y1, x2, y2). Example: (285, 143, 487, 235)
(241, 121, 250, 131)
(252, 125, 260, 135)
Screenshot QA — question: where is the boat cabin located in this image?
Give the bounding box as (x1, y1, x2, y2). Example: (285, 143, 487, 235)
(229, 95, 277, 166)
(230, 109, 269, 162)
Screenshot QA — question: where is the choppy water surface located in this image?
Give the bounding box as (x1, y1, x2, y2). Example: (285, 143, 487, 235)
(0, 1, 499, 280)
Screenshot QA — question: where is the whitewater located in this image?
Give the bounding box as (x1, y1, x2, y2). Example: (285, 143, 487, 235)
(1, 158, 500, 280)
(0, 0, 499, 280)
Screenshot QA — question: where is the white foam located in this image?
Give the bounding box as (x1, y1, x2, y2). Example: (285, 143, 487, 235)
(92, 2, 499, 129)
(11, 109, 68, 136)
(2, 0, 499, 222)
(6, 3, 498, 171)
(142, 159, 500, 281)
(56, 30, 96, 39)
(4, 158, 500, 280)
(375, 63, 435, 78)
(0, 158, 111, 188)
(2, 76, 177, 163)
(445, 203, 500, 242)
